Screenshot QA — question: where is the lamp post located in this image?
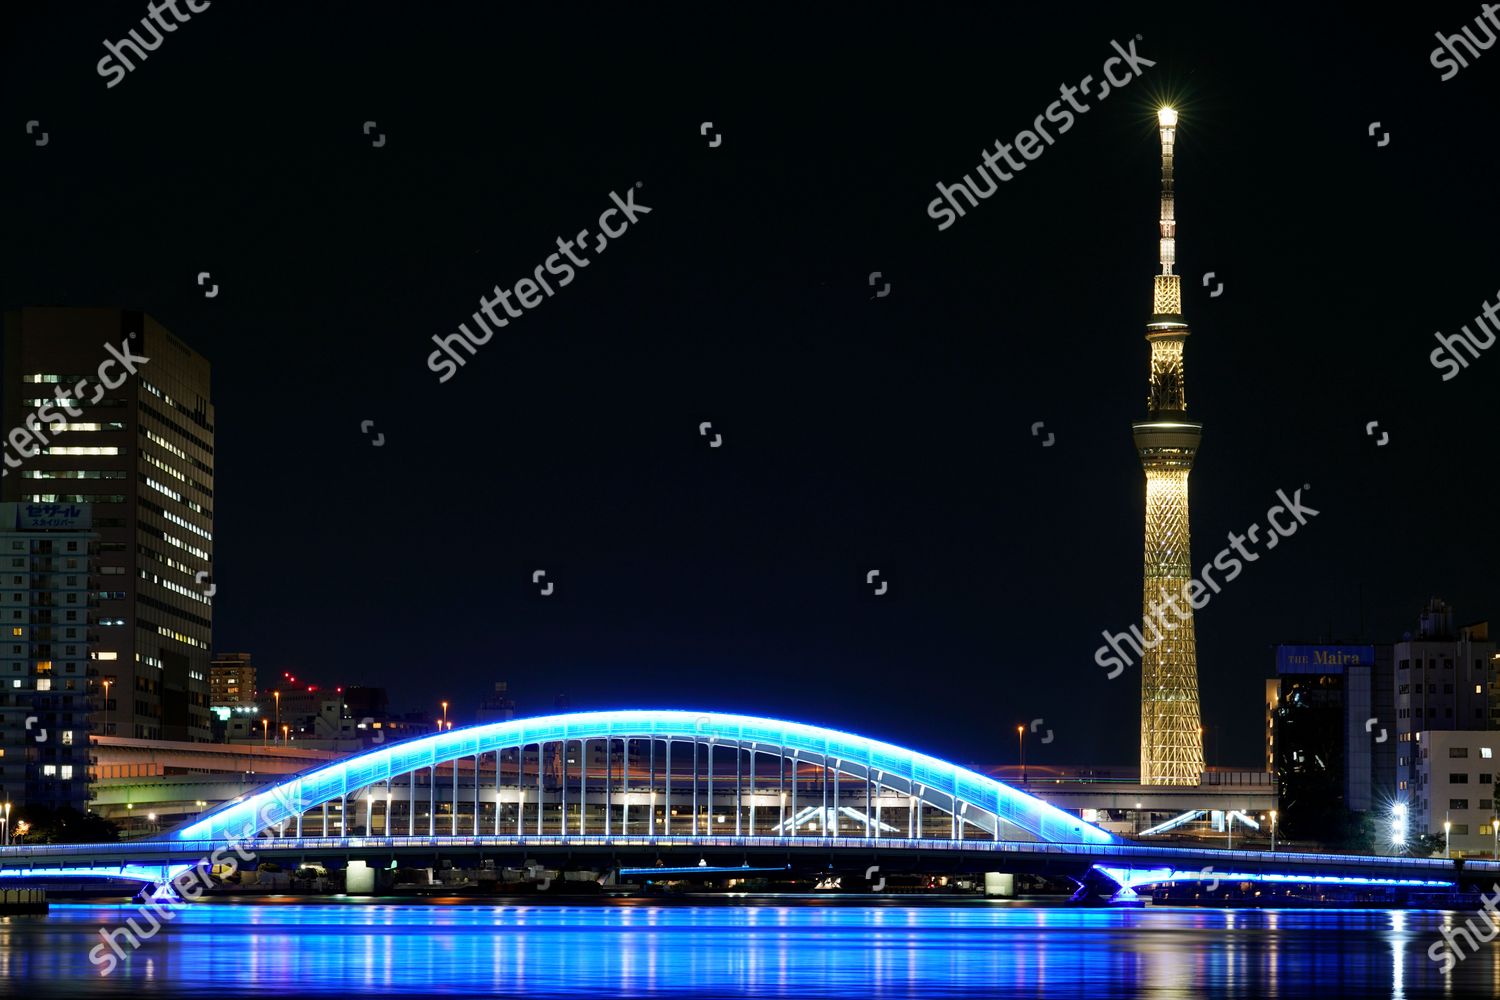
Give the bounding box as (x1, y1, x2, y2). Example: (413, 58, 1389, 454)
(2, 801, 10, 847)
(1016, 725, 1025, 785)
(273, 691, 281, 744)
(101, 678, 112, 737)
(1270, 809, 1277, 852)
(1446, 817, 1452, 859)
(282, 724, 290, 745)
(442, 701, 449, 728)
(261, 718, 269, 747)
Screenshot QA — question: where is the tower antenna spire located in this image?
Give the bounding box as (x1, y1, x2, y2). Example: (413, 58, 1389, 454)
(1157, 107, 1178, 278)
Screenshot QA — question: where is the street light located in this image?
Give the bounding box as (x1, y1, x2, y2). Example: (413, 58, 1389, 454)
(1446, 817, 1452, 859)
(442, 701, 449, 727)
(1391, 803, 1408, 851)
(273, 690, 281, 744)
(101, 678, 112, 737)
(261, 718, 269, 747)
(2, 801, 10, 847)
(281, 724, 290, 745)
(1270, 809, 1278, 852)
(1017, 725, 1025, 785)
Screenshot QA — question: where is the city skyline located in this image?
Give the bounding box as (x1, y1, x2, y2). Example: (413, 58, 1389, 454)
(3, 3, 1497, 774)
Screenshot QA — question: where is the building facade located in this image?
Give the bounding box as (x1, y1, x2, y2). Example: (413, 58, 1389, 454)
(1415, 730, 1499, 858)
(1268, 645, 1392, 841)
(209, 652, 256, 712)
(0, 502, 99, 812)
(1, 308, 214, 742)
(1394, 600, 1496, 804)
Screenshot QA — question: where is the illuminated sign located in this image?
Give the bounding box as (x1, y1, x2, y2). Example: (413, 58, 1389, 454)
(1276, 645, 1375, 675)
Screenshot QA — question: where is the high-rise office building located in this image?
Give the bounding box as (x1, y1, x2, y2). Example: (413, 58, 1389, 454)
(1133, 108, 1205, 786)
(0, 501, 98, 812)
(1267, 644, 1386, 841)
(1, 308, 213, 742)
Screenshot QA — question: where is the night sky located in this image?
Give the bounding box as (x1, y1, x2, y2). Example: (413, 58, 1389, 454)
(3, 2, 1496, 770)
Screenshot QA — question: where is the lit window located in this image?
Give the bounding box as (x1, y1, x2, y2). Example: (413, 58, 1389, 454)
(95, 651, 118, 661)
(44, 447, 120, 456)
(1485, 748, 1495, 759)
(9, 628, 19, 637)
(36, 678, 51, 691)
(43, 764, 57, 776)
(62, 730, 74, 745)
(60, 765, 74, 780)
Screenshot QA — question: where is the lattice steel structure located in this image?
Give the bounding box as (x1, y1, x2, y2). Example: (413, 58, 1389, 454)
(1132, 108, 1205, 786)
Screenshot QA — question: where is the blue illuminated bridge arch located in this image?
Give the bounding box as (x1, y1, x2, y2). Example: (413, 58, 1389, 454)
(177, 710, 1115, 846)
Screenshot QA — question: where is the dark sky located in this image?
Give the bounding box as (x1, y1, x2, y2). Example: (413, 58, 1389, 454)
(3, 2, 1497, 770)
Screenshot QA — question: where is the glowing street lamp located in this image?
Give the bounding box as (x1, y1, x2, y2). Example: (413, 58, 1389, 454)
(442, 701, 449, 727)
(273, 691, 281, 743)
(1017, 725, 1026, 785)
(1391, 803, 1408, 851)
(261, 718, 269, 747)
(1445, 816, 1453, 859)
(101, 678, 112, 736)
(1270, 810, 1278, 852)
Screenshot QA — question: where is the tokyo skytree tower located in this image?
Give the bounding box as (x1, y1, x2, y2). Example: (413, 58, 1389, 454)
(1133, 108, 1205, 786)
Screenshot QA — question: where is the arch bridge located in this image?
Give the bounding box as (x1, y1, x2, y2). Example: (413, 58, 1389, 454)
(1, 711, 1489, 898)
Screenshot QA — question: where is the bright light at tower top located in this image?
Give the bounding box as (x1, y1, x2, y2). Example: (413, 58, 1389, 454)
(1158, 107, 1178, 127)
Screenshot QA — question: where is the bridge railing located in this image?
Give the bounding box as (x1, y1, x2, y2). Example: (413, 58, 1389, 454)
(1, 835, 1496, 877)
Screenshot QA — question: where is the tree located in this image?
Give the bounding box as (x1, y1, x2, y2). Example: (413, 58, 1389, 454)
(15, 805, 121, 844)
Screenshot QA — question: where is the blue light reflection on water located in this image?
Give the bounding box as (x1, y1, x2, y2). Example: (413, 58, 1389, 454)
(2, 902, 1496, 998)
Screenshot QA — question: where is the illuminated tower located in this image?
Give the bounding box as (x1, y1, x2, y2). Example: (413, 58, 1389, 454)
(1133, 108, 1205, 786)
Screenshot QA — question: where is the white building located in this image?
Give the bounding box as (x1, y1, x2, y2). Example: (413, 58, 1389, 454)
(1415, 730, 1499, 858)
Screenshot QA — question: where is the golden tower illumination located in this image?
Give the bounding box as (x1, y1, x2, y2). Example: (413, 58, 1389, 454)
(1133, 107, 1205, 786)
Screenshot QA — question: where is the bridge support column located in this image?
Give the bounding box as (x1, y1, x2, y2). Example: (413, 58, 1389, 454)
(821, 755, 828, 838)
(451, 760, 457, 837)
(649, 739, 656, 836)
(665, 740, 672, 836)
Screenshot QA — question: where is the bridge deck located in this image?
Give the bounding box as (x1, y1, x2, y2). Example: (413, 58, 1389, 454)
(2, 836, 1492, 888)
